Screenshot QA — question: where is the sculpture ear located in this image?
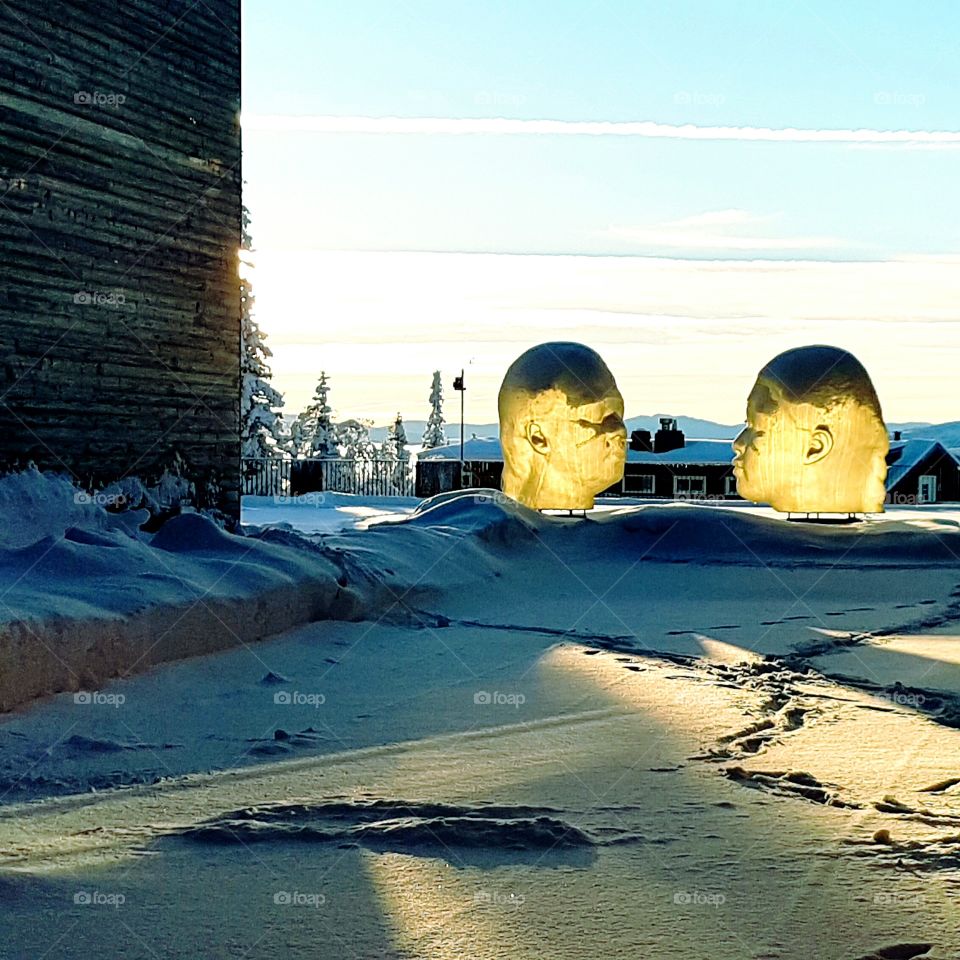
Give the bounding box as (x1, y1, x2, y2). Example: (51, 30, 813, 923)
(804, 425, 834, 464)
(526, 422, 550, 456)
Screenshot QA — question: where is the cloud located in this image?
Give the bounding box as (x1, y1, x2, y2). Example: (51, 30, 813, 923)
(663, 210, 769, 229)
(249, 249, 960, 420)
(598, 210, 849, 252)
(242, 114, 960, 146)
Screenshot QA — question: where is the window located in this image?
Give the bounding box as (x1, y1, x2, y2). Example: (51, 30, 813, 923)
(724, 475, 738, 497)
(624, 473, 656, 494)
(673, 475, 707, 497)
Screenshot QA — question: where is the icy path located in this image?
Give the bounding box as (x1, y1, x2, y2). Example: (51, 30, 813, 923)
(2, 641, 957, 959)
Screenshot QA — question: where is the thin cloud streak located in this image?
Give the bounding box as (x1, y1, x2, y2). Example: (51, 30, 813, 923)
(602, 208, 852, 252)
(243, 114, 960, 145)
(598, 227, 849, 251)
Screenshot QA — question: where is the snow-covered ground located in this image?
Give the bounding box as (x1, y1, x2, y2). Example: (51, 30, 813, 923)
(242, 492, 419, 535)
(2, 486, 959, 959)
(0, 471, 386, 711)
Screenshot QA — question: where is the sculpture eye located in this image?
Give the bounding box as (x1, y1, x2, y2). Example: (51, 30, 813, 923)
(601, 413, 624, 432)
(575, 414, 623, 435)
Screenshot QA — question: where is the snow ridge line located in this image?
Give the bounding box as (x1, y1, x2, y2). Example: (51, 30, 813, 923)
(0, 528, 402, 714)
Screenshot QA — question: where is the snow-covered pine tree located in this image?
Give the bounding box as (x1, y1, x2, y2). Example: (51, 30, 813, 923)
(292, 372, 339, 459)
(307, 373, 339, 458)
(337, 419, 377, 460)
(383, 412, 410, 492)
(421, 371, 446, 449)
(240, 206, 285, 458)
(287, 415, 306, 459)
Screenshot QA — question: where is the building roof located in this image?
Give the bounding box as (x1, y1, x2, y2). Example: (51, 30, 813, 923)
(626, 439, 734, 465)
(418, 437, 503, 461)
(885, 439, 956, 488)
(418, 437, 736, 464)
(419, 436, 960, 490)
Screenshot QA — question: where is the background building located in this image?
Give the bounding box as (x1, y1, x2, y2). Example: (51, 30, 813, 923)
(886, 435, 960, 504)
(418, 422, 960, 506)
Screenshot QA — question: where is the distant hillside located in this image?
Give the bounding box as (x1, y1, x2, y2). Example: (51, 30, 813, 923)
(624, 414, 743, 439)
(311, 415, 957, 446)
(894, 421, 960, 446)
(372, 414, 743, 443)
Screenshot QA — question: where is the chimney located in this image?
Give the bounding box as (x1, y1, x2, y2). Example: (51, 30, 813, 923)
(654, 417, 685, 454)
(892, 430, 902, 442)
(630, 429, 653, 452)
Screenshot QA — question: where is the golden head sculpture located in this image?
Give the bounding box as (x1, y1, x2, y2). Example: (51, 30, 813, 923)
(732, 345, 889, 514)
(499, 342, 627, 510)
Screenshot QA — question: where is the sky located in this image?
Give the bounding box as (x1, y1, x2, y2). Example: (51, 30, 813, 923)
(241, 0, 960, 428)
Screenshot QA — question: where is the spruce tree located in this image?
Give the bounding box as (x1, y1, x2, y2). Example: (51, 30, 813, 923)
(421, 371, 446, 448)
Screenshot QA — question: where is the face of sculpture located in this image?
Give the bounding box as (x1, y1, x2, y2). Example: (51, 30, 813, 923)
(732, 346, 889, 514)
(499, 343, 627, 510)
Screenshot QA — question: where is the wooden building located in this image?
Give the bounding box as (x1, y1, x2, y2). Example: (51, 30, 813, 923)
(885, 439, 960, 505)
(0, 0, 242, 514)
(417, 430, 960, 505)
(416, 433, 741, 501)
(619, 439, 739, 499)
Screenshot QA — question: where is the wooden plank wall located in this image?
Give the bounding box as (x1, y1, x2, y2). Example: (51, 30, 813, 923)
(0, 0, 242, 514)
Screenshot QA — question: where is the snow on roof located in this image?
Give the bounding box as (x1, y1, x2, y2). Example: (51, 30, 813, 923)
(420, 436, 960, 484)
(626, 439, 734, 465)
(885, 439, 956, 488)
(418, 437, 503, 461)
(418, 437, 736, 464)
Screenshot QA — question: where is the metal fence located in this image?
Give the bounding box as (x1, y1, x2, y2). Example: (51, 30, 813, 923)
(241, 458, 292, 496)
(241, 457, 415, 498)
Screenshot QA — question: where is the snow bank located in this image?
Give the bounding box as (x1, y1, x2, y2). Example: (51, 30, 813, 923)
(242, 492, 418, 536)
(0, 470, 369, 712)
(400, 488, 960, 567)
(7, 471, 960, 715)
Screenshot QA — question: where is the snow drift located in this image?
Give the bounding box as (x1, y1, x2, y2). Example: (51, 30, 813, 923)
(0, 470, 366, 712)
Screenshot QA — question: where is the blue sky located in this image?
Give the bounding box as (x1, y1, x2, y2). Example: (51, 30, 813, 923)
(241, 0, 960, 425)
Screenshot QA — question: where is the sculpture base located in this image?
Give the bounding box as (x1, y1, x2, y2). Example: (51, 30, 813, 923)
(785, 513, 861, 525)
